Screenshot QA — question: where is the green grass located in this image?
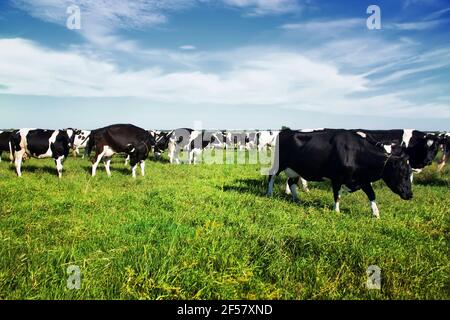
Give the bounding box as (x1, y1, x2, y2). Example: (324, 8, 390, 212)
(0, 153, 449, 300)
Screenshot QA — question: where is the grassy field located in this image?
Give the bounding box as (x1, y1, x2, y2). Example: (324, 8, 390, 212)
(0, 152, 449, 300)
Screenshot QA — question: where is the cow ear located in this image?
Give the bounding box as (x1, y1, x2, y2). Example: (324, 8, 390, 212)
(126, 144, 136, 154)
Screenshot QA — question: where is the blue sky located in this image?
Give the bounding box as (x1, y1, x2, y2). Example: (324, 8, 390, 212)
(0, 0, 449, 130)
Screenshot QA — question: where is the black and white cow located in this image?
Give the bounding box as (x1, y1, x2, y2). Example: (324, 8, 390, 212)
(288, 128, 441, 194)
(268, 129, 413, 218)
(0, 130, 15, 163)
(10, 129, 74, 178)
(168, 129, 224, 164)
(437, 132, 450, 171)
(257, 130, 279, 152)
(88, 124, 155, 178)
(353, 129, 440, 171)
(71, 129, 91, 158)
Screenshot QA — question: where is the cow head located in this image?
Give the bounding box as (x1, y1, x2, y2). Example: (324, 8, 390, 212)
(382, 154, 413, 200)
(407, 133, 440, 169)
(153, 131, 173, 158)
(64, 128, 76, 149)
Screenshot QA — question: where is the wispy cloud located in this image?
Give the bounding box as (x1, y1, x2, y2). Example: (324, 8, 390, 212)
(387, 19, 448, 30)
(179, 45, 197, 50)
(222, 0, 301, 16)
(1, 38, 449, 118)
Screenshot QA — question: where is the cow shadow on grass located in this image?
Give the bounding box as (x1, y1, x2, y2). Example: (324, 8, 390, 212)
(16, 165, 58, 176)
(414, 177, 449, 187)
(220, 177, 335, 210)
(80, 165, 132, 176)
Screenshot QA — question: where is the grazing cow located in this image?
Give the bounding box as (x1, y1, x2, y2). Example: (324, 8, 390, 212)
(71, 129, 91, 158)
(150, 130, 174, 159)
(289, 128, 441, 194)
(168, 129, 224, 164)
(10, 129, 74, 178)
(268, 129, 413, 218)
(437, 133, 450, 171)
(88, 124, 155, 178)
(353, 129, 440, 171)
(0, 131, 14, 163)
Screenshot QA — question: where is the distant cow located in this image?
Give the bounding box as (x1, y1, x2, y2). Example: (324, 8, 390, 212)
(168, 129, 224, 164)
(0, 130, 14, 163)
(10, 129, 74, 178)
(268, 129, 413, 218)
(88, 124, 156, 177)
(437, 133, 450, 171)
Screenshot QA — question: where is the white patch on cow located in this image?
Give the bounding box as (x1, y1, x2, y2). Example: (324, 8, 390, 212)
(132, 164, 137, 178)
(37, 130, 59, 158)
(285, 180, 291, 195)
(103, 145, 115, 158)
(427, 139, 434, 147)
(18, 128, 35, 151)
(334, 201, 340, 213)
(300, 178, 309, 192)
(402, 129, 414, 147)
(55, 155, 64, 179)
(140, 160, 145, 176)
(300, 128, 324, 133)
(383, 145, 392, 153)
(370, 201, 380, 219)
(356, 131, 367, 138)
(412, 168, 422, 173)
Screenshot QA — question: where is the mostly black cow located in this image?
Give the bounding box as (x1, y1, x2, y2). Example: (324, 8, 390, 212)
(87, 124, 155, 177)
(268, 129, 413, 218)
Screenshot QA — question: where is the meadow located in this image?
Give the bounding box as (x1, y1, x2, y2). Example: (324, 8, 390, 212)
(0, 152, 448, 300)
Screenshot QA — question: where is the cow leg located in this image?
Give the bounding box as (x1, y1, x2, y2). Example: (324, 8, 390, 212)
(140, 160, 145, 176)
(103, 156, 112, 177)
(300, 178, 310, 192)
(9, 142, 14, 163)
(14, 149, 26, 177)
(438, 153, 448, 172)
(131, 164, 138, 178)
(332, 181, 342, 212)
(267, 175, 276, 197)
(55, 156, 64, 179)
(92, 150, 106, 177)
(361, 183, 380, 218)
(124, 155, 130, 166)
(287, 177, 300, 202)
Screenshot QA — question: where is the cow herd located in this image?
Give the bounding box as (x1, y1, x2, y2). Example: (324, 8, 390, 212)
(0, 124, 449, 218)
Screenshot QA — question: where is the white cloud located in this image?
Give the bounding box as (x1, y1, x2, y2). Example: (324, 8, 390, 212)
(222, 0, 300, 15)
(387, 19, 448, 30)
(1, 38, 449, 118)
(281, 18, 365, 32)
(179, 45, 197, 50)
